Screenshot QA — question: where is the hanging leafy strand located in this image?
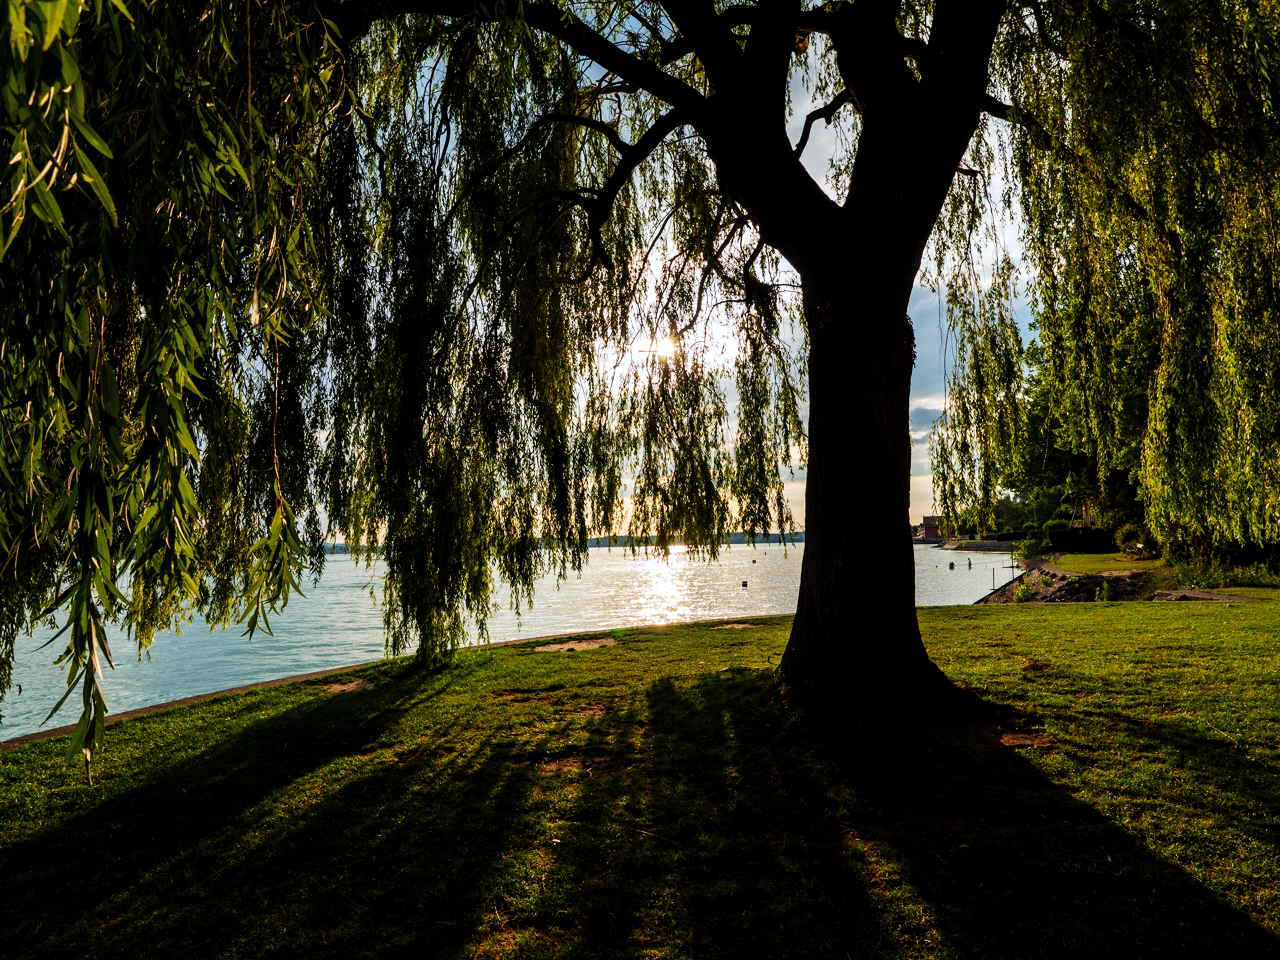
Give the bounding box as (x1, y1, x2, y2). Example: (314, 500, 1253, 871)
(0, 0, 342, 769)
(318, 9, 806, 655)
(932, 1, 1280, 552)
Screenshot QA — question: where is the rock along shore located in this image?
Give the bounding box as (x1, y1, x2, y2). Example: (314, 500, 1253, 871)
(976, 559, 1257, 605)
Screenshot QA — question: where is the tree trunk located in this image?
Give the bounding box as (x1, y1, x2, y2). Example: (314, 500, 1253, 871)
(779, 261, 958, 719)
(700, 0, 1008, 720)
(775, 54, 1004, 720)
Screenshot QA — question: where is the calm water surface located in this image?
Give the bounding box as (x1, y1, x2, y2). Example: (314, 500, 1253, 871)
(1, 543, 1016, 740)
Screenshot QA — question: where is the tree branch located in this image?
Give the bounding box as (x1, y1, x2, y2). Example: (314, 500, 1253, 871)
(491, 112, 631, 162)
(657, 5, 930, 69)
(999, 98, 1185, 260)
(522, 5, 707, 115)
(493, 110, 684, 279)
(320, 0, 708, 115)
(980, 94, 1012, 120)
(1066, 0, 1220, 150)
(582, 110, 685, 275)
(659, 0, 746, 85)
(793, 89, 853, 158)
(1023, 0, 1067, 57)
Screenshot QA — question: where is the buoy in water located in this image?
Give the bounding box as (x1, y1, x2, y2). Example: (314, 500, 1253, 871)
(742, 580, 748, 588)
(949, 561, 955, 569)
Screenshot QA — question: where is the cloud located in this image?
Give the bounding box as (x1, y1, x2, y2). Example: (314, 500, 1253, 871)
(910, 402, 946, 420)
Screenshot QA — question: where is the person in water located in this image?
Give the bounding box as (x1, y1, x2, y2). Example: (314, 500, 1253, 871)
(968, 558, 972, 569)
(949, 561, 955, 569)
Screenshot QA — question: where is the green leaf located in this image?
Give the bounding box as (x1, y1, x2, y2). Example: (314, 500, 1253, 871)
(37, 0, 68, 50)
(72, 303, 90, 345)
(31, 177, 66, 232)
(61, 0, 80, 35)
(42, 665, 84, 725)
(65, 705, 92, 762)
(70, 113, 113, 158)
(100, 358, 120, 413)
(0, 193, 25, 260)
(75, 147, 116, 225)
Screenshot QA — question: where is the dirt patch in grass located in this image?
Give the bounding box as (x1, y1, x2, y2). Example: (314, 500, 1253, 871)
(534, 637, 617, 653)
(1153, 589, 1255, 602)
(532, 752, 624, 775)
(710, 623, 756, 629)
(999, 731, 1054, 749)
(322, 679, 376, 693)
(1020, 657, 1051, 672)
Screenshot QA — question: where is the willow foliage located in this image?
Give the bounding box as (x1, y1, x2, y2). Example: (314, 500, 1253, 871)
(318, 12, 808, 658)
(0, 0, 808, 763)
(1, 0, 346, 767)
(933, 2, 1280, 552)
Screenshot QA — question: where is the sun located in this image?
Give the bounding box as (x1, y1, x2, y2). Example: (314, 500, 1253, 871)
(654, 337, 677, 359)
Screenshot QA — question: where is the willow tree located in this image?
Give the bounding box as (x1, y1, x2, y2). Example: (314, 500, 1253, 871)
(933, 3, 1280, 562)
(3, 1, 1278, 760)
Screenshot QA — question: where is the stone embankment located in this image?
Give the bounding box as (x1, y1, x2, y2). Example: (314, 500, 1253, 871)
(977, 559, 1257, 604)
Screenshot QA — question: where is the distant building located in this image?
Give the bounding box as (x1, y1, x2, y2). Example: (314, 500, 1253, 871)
(920, 516, 941, 539)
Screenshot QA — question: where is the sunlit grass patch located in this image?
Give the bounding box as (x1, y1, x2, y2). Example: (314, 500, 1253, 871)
(1054, 551, 1164, 575)
(1214, 586, 1280, 601)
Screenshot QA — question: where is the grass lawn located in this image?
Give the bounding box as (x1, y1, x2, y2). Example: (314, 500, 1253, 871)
(1215, 587, 1280, 601)
(3, 605, 1280, 959)
(1053, 552, 1164, 576)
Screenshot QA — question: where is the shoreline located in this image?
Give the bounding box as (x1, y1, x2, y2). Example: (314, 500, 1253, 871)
(0, 615, 794, 753)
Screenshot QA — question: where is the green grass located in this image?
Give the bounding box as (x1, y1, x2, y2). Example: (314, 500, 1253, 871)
(3, 605, 1280, 958)
(1054, 551, 1165, 575)
(1215, 586, 1280, 600)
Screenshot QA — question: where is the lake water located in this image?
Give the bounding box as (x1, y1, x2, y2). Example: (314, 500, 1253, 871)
(1, 543, 1016, 741)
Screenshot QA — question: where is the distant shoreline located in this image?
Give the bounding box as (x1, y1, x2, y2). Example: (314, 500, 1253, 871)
(321, 533, 806, 553)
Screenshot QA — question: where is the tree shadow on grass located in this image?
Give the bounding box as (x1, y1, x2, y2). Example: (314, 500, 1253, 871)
(2, 661, 481, 958)
(529, 673, 1280, 959)
(542, 670, 889, 959)
(5, 665, 1278, 959)
(811, 700, 1280, 959)
(1066, 704, 1280, 855)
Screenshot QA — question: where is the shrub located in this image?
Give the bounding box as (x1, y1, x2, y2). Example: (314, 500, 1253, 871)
(1016, 538, 1054, 562)
(1043, 519, 1070, 531)
(1157, 561, 1280, 592)
(1013, 583, 1036, 603)
(1114, 522, 1147, 553)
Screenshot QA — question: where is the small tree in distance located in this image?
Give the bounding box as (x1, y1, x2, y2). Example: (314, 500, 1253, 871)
(1, 0, 1277, 763)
